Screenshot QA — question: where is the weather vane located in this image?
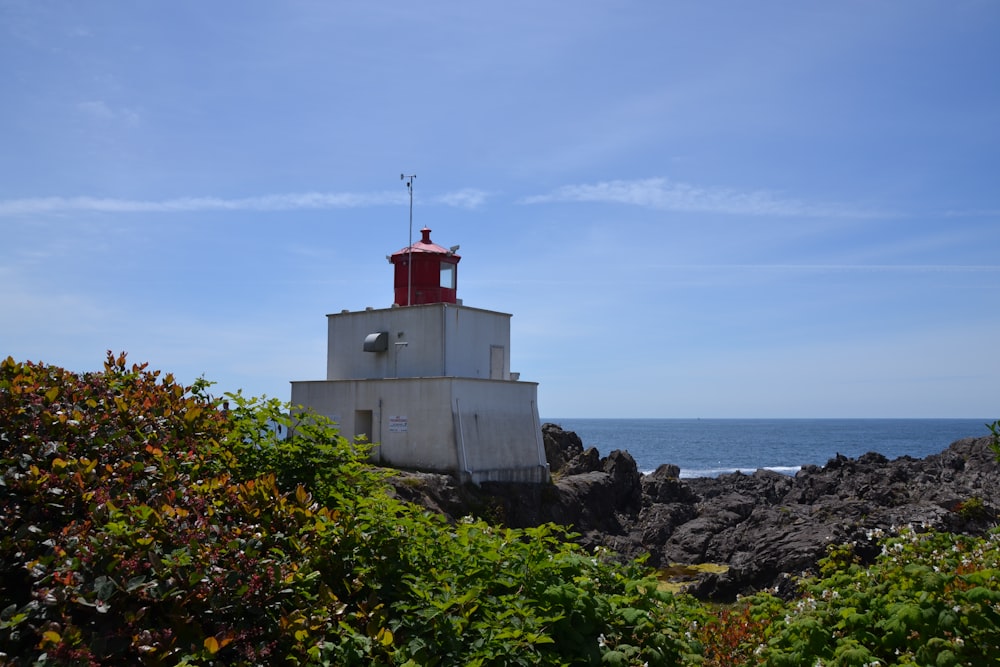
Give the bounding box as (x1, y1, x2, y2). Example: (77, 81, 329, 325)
(401, 174, 416, 305)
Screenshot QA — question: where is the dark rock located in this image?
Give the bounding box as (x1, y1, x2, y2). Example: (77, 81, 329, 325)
(542, 422, 584, 474)
(642, 471, 696, 505)
(655, 463, 681, 479)
(858, 451, 889, 466)
(562, 446, 603, 475)
(603, 450, 643, 511)
(386, 470, 472, 519)
(635, 502, 697, 551)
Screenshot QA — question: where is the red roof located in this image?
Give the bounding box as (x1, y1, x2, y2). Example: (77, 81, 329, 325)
(390, 227, 457, 258)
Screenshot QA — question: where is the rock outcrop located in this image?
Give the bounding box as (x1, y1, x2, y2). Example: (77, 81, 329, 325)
(386, 423, 1000, 600)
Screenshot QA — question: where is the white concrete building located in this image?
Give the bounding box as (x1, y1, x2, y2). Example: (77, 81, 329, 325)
(290, 227, 549, 485)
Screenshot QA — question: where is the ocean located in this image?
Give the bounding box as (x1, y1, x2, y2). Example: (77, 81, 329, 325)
(542, 418, 994, 478)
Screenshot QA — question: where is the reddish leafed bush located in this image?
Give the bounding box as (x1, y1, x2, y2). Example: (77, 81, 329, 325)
(0, 354, 352, 665)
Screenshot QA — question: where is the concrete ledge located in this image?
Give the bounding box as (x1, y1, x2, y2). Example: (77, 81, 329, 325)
(464, 464, 551, 486)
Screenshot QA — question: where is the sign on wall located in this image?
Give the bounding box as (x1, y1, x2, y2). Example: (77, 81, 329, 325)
(388, 416, 408, 433)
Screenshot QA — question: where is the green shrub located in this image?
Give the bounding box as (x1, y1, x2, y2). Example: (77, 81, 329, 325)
(0, 355, 706, 665)
(755, 527, 1000, 666)
(3, 355, 996, 665)
(989, 419, 1000, 461)
(956, 495, 988, 520)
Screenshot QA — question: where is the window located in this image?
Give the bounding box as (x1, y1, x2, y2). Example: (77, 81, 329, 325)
(440, 262, 456, 289)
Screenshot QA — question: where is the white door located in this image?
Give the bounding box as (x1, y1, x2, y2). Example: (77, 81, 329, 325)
(489, 345, 505, 380)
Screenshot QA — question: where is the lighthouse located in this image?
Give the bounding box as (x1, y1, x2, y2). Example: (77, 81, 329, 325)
(290, 227, 550, 485)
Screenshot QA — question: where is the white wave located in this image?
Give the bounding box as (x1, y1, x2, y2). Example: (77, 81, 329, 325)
(642, 465, 804, 479)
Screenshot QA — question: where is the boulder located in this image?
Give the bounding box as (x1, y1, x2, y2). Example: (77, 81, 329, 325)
(542, 422, 584, 474)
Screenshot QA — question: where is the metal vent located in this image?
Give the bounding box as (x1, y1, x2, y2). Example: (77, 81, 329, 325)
(363, 331, 389, 352)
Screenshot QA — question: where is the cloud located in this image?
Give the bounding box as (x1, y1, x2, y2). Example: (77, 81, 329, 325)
(521, 177, 881, 218)
(432, 188, 489, 209)
(0, 189, 491, 217)
(77, 100, 140, 126)
(942, 209, 1000, 218)
(652, 263, 1000, 274)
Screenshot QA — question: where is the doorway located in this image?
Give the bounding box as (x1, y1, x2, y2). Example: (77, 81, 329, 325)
(490, 345, 505, 380)
(354, 410, 373, 444)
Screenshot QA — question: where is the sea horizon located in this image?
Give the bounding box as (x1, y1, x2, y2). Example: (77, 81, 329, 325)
(542, 417, 994, 478)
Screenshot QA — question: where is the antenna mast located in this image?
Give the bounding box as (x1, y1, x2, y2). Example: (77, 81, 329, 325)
(401, 173, 416, 306)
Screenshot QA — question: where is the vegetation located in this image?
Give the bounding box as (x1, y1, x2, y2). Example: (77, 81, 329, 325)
(2, 354, 998, 665)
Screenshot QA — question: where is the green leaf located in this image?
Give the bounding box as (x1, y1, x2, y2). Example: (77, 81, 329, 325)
(93, 575, 116, 600)
(125, 575, 148, 592)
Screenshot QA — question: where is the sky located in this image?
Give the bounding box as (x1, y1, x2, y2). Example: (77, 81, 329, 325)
(2, 1, 998, 419)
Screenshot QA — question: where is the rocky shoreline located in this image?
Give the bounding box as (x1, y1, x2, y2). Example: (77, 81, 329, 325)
(387, 423, 1000, 600)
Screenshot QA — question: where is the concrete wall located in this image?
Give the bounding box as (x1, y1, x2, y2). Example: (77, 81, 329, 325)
(290, 376, 549, 484)
(440, 306, 511, 379)
(325, 304, 512, 381)
(450, 379, 548, 484)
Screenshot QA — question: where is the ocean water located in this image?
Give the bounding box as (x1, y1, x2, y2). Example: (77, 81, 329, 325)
(543, 418, 994, 478)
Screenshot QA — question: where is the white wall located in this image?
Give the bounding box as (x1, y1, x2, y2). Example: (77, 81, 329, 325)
(325, 304, 512, 381)
(440, 306, 511, 379)
(294, 301, 546, 484)
(290, 376, 548, 484)
(450, 379, 547, 483)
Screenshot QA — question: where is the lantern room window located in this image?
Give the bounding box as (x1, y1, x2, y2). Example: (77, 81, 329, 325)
(440, 262, 456, 289)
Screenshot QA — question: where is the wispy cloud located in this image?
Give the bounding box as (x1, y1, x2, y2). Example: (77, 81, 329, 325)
(432, 188, 490, 209)
(521, 177, 882, 218)
(77, 100, 140, 126)
(941, 209, 1000, 218)
(657, 263, 1000, 274)
(0, 190, 487, 217)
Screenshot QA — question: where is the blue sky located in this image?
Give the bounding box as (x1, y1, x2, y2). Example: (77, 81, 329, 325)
(2, 2, 998, 418)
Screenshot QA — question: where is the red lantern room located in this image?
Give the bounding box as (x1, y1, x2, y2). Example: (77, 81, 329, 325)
(389, 227, 461, 306)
